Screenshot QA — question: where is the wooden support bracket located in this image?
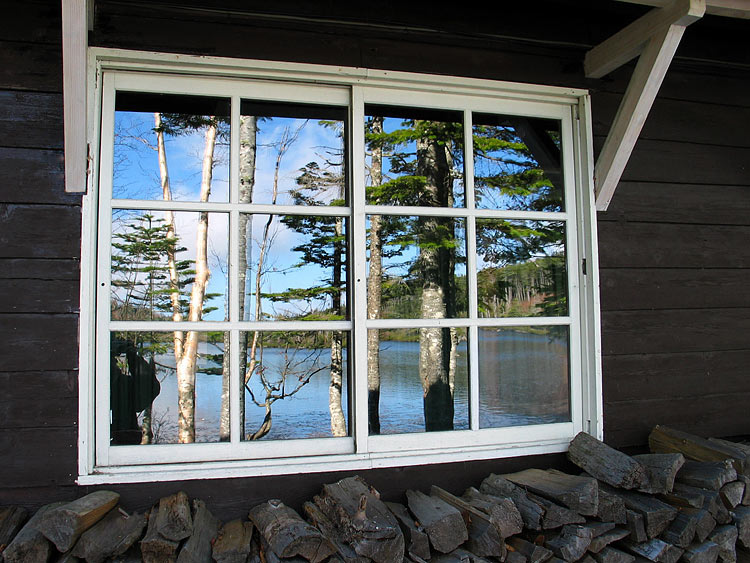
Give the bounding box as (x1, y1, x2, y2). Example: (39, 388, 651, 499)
(587, 0, 705, 211)
(62, 0, 89, 193)
(615, 0, 750, 20)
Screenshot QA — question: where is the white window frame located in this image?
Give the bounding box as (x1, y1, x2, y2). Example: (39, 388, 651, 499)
(78, 47, 602, 485)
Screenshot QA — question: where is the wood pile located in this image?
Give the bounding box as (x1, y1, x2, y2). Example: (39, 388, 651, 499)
(1, 426, 750, 563)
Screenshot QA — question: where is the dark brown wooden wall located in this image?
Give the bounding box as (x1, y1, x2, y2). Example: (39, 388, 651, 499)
(1, 0, 748, 518)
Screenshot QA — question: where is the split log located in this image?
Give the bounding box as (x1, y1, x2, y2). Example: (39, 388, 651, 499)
(451, 546, 495, 562)
(304, 500, 366, 563)
(141, 506, 180, 563)
(605, 487, 677, 538)
(430, 550, 470, 563)
(461, 487, 524, 537)
(618, 538, 683, 563)
(649, 427, 746, 475)
(507, 548, 529, 563)
(406, 489, 468, 554)
(593, 546, 636, 563)
(153, 491, 193, 542)
(659, 511, 697, 548)
(3, 502, 64, 563)
(633, 454, 685, 495)
(545, 524, 593, 561)
(481, 475, 545, 531)
(661, 489, 705, 509)
(70, 508, 147, 563)
(708, 438, 750, 475)
(673, 485, 730, 524)
(581, 555, 599, 563)
(315, 476, 404, 563)
(176, 500, 220, 563)
(719, 482, 745, 509)
(0, 506, 27, 553)
(681, 541, 719, 563)
(503, 469, 599, 516)
(735, 475, 750, 506)
(673, 485, 721, 516)
(507, 536, 554, 563)
(527, 492, 586, 529)
(430, 486, 505, 558)
(626, 510, 649, 543)
(384, 501, 431, 562)
(598, 486, 628, 525)
(585, 521, 617, 539)
(589, 528, 631, 553)
(37, 490, 120, 552)
(708, 525, 737, 563)
(212, 519, 255, 563)
(568, 432, 648, 490)
(57, 552, 82, 562)
(731, 505, 750, 549)
(676, 461, 737, 492)
(680, 509, 717, 543)
(249, 499, 334, 563)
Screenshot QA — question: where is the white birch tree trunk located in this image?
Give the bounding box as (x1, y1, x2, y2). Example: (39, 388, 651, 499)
(416, 133, 455, 431)
(366, 117, 384, 434)
(176, 121, 218, 444)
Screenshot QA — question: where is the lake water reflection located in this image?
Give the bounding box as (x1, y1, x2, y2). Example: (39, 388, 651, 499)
(134, 329, 570, 444)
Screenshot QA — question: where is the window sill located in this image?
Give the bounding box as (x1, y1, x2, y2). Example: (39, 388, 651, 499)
(78, 436, 572, 485)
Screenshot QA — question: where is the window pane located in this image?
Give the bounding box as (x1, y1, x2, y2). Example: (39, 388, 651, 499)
(367, 215, 467, 319)
(473, 113, 563, 211)
(476, 219, 567, 318)
(241, 214, 348, 321)
(111, 210, 228, 322)
(113, 92, 230, 202)
(240, 331, 349, 440)
(479, 326, 570, 428)
(365, 106, 465, 207)
(110, 331, 228, 445)
(368, 328, 469, 435)
(240, 101, 347, 206)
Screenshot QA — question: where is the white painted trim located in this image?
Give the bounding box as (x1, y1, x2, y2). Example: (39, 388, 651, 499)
(62, 0, 88, 192)
(89, 47, 588, 101)
(585, 0, 705, 79)
(79, 49, 602, 483)
(594, 24, 687, 210)
(576, 95, 605, 440)
(615, 0, 750, 19)
(111, 200, 352, 216)
(78, 439, 573, 485)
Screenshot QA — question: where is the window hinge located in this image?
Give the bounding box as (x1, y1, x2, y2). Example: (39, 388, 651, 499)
(582, 258, 587, 275)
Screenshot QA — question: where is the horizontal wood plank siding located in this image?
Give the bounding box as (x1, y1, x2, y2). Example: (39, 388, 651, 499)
(1, 0, 749, 518)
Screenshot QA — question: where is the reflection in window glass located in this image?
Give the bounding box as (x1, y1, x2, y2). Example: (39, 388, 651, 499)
(476, 220, 567, 318)
(367, 216, 467, 319)
(113, 92, 230, 202)
(240, 331, 349, 440)
(365, 106, 465, 207)
(479, 326, 570, 428)
(368, 329, 469, 435)
(240, 101, 347, 206)
(110, 210, 229, 322)
(473, 113, 563, 211)
(241, 214, 348, 322)
(110, 331, 228, 445)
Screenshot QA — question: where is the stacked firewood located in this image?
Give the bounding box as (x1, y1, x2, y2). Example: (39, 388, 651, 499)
(1, 426, 750, 562)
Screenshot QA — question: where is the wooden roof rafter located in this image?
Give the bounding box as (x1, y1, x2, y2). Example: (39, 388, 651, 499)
(587, 0, 706, 211)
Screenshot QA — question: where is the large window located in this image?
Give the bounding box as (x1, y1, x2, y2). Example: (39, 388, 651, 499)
(80, 51, 601, 482)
